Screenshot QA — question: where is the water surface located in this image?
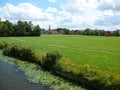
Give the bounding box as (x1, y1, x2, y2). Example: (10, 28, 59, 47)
(0, 60, 51, 90)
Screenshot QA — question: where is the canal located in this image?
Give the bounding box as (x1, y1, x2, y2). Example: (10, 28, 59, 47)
(0, 60, 51, 90)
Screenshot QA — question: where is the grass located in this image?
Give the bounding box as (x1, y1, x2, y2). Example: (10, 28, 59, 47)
(0, 50, 86, 90)
(0, 35, 120, 74)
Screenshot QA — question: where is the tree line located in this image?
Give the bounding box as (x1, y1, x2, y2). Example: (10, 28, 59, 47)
(0, 19, 119, 37)
(0, 20, 41, 37)
(42, 28, 120, 36)
(83, 28, 120, 36)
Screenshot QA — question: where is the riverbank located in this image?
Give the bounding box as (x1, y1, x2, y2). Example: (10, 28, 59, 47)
(0, 50, 86, 90)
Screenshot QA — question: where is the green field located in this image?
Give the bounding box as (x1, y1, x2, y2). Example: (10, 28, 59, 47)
(0, 35, 120, 74)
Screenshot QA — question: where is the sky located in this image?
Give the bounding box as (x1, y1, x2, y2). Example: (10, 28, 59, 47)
(0, 0, 120, 30)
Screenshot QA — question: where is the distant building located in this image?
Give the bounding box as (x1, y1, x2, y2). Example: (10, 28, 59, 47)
(51, 29, 59, 34)
(106, 31, 112, 36)
(49, 25, 51, 31)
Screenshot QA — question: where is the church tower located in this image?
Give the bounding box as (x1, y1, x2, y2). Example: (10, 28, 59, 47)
(49, 24, 51, 31)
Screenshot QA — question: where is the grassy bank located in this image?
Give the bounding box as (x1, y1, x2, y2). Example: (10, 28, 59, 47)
(0, 35, 120, 74)
(0, 50, 85, 90)
(0, 41, 120, 90)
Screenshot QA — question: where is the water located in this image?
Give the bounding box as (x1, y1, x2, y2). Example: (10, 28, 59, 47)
(0, 60, 51, 90)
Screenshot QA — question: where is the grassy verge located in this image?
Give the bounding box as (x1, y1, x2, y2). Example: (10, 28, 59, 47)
(0, 41, 120, 90)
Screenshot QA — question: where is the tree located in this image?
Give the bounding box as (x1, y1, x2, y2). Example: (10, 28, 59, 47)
(113, 29, 120, 36)
(83, 28, 106, 36)
(0, 19, 41, 37)
(56, 28, 70, 34)
(99, 30, 105, 36)
(33, 25, 41, 36)
(94, 29, 99, 36)
(83, 28, 91, 35)
(0, 20, 4, 36)
(15, 20, 24, 36)
(4, 20, 14, 36)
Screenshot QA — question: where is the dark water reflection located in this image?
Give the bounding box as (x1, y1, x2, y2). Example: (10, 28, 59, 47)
(0, 60, 51, 90)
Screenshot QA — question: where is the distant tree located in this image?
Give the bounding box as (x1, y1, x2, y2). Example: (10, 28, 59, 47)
(99, 30, 105, 36)
(83, 28, 91, 35)
(56, 28, 70, 34)
(0, 19, 41, 37)
(4, 20, 14, 36)
(83, 28, 106, 36)
(24, 21, 32, 36)
(33, 25, 41, 36)
(94, 29, 99, 36)
(15, 20, 24, 36)
(0, 20, 12, 36)
(0, 20, 4, 36)
(0, 24, 7, 36)
(63, 28, 70, 34)
(113, 29, 120, 36)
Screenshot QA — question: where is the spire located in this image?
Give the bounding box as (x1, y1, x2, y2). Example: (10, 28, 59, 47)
(49, 24, 51, 31)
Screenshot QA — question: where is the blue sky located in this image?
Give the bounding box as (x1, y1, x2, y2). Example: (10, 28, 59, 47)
(0, 0, 120, 30)
(0, 0, 62, 9)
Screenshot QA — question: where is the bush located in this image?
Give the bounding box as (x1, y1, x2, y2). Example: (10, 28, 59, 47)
(2, 44, 43, 64)
(0, 41, 8, 49)
(3, 46, 12, 56)
(41, 51, 62, 70)
(19, 47, 34, 61)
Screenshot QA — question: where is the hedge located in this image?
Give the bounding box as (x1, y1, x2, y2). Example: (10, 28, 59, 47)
(0, 41, 120, 90)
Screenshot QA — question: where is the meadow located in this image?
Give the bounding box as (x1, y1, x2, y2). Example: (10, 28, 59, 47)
(0, 35, 120, 74)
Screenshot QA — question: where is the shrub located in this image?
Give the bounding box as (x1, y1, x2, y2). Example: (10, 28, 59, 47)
(0, 41, 8, 49)
(41, 51, 62, 70)
(19, 47, 34, 61)
(33, 51, 44, 64)
(3, 46, 12, 56)
(2, 44, 43, 64)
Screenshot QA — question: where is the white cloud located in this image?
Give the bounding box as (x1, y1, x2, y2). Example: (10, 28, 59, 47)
(58, 0, 120, 30)
(45, 7, 57, 13)
(0, 3, 45, 20)
(98, 0, 120, 11)
(61, 0, 98, 14)
(94, 0, 120, 30)
(0, 3, 56, 29)
(103, 10, 114, 16)
(98, 0, 115, 10)
(59, 0, 101, 29)
(49, 0, 56, 3)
